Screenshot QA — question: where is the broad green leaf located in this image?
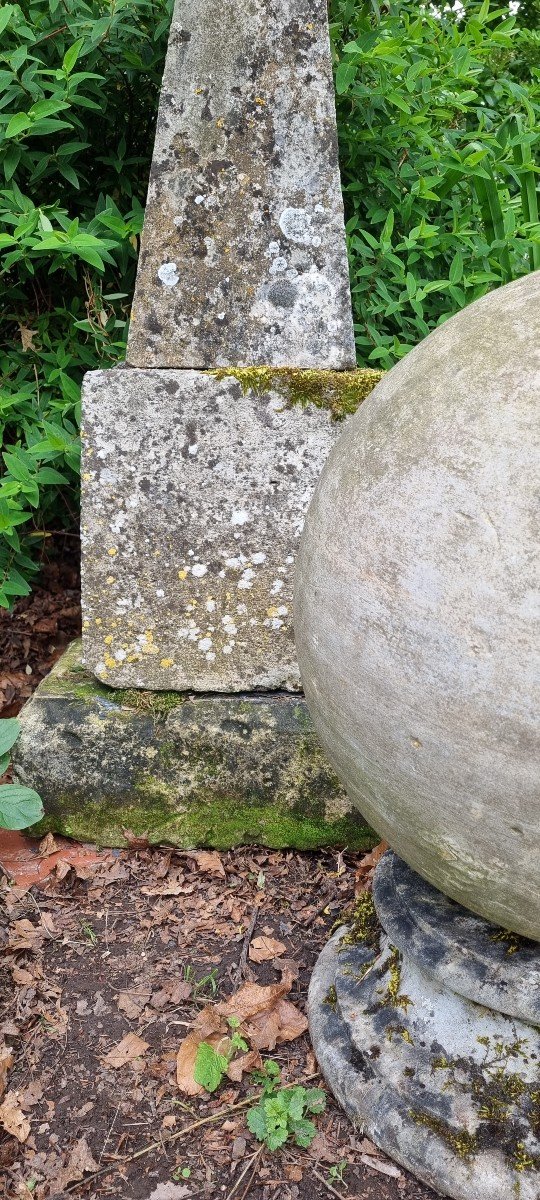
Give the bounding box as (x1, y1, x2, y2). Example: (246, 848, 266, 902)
(0, 785, 44, 831)
(5, 111, 32, 139)
(193, 1042, 228, 1093)
(0, 718, 20, 758)
(63, 39, 85, 76)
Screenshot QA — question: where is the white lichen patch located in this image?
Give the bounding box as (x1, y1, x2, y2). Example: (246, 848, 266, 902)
(157, 261, 180, 287)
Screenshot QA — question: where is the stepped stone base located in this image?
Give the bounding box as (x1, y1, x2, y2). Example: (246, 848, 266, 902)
(309, 852, 540, 1200)
(12, 642, 374, 851)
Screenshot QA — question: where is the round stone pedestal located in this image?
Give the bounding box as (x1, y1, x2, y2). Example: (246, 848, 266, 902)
(309, 852, 540, 1199)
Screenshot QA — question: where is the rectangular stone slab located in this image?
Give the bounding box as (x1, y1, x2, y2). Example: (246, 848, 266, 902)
(125, 0, 356, 370)
(81, 368, 342, 691)
(12, 642, 374, 852)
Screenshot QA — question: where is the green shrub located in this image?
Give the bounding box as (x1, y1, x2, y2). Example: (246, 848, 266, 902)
(0, 0, 538, 606)
(330, 0, 540, 368)
(0, 0, 173, 608)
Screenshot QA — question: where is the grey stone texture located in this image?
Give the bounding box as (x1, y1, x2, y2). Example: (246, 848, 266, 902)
(81, 368, 345, 691)
(308, 852, 540, 1200)
(125, 0, 356, 369)
(295, 272, 540, 940)
(12, 642, 374, 852)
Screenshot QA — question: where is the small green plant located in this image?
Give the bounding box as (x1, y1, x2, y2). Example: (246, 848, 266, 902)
(193, 1016, 249, 1093)
(328, 1160, 349, 1187)
(0, 717, 43, 829)
(171, 1167, 191, 1181)
(247, 1061, 327, 1150)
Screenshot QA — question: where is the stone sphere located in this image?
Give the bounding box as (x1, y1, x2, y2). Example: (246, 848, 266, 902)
(294, 273, 540, 940)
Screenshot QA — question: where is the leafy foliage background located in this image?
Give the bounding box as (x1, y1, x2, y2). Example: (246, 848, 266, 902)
(0, 0, 539, 605)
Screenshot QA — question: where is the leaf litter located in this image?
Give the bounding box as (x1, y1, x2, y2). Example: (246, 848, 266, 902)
(0, 839, 437, 1200)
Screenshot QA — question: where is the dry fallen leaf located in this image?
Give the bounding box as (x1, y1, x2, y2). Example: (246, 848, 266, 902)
(355, 840, 389, 894)
(48, 1136, 99, 1192)
(39, 832, 62, 857)
(117, 989, 152, 1019)
(102, 1032, 149, 1069)
(0, 1091, 31, 1142)
(146, 1184, 191, 1200)
(0, 1045, 13, 1100)
(361, 1153, 402, 1179)
(248, 935, 287, 962)
(176, 974, 306, 1094)
(190, 850, 226, 877)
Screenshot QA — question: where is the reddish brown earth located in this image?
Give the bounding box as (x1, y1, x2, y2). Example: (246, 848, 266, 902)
(0, 547, 436, 1200)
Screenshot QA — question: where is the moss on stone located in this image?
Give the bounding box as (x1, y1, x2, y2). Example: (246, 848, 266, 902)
(31, 788, 374, 852)
(339, 890, 380, 949)
(410, 1111, 478, 1161)
(211, 366, 384, 420)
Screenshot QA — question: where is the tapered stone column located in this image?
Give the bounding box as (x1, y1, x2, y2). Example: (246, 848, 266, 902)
(14, 0, 378, 850)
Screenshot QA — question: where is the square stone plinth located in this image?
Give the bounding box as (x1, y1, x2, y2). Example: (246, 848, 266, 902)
(13, 643, 374, 852)
(81, 368, 343, 691)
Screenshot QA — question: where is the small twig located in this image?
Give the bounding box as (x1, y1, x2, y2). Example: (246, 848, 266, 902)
(312, 1166, 346, 1198)
(63, 1074, 320, 1194)
(225, 1144, 264, 1200)
(233, 904, 259, 983)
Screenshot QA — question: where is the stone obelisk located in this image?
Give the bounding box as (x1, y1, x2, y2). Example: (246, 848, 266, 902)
(14, 0, 378, 851)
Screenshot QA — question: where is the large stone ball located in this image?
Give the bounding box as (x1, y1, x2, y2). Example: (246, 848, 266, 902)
(295, 273, 540, 940)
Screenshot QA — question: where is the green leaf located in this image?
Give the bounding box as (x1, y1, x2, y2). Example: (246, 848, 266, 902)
(0, 752, 10, 774)
(335, 59, 357, 94)
(292, 1118, 317, 1148)
(0, 7, 14, 37)
(5, 112, 32, 139)
(63, 39, 85, 76)
(0, 718, 20, 757)
(246, 1104, 268, 1141)
(0, 785, 44, 831)
(193, 1042, 228, 1093)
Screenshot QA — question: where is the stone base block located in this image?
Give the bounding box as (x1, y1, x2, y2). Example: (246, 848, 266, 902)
(309, 852, 540, 1200)
(12, 642, 374, 851)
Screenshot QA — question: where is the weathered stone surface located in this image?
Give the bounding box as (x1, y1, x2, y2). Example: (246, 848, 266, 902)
(12, 642, 374, 851)
(308, 852, 540, 1200)
(81, 367, 351, 691)
(126, 0, 355, 369)
(295, 272, 540, 939)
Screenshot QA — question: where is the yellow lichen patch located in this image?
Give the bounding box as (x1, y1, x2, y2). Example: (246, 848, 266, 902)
(266, 606, 281, 618)
(104, 635, 114, 645)
(106, 576, 116, 585)
(160, 658, 174, 668)
(104, 654, 116, 669)
(108, 547, 118, 557)
(178, 569, 188, 580)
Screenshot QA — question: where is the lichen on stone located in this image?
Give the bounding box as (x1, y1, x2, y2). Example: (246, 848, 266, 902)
(210, 366, 384, 420)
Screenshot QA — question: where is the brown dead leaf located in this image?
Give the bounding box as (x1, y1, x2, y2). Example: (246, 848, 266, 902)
(248, 935, 287, 962)
(117, 989, 151, 1019)
(39, 832, 62, 857)
(19, 324, 38, 352)
(122, 827, 150, 850)
(176, 1005, 223, 1095)
(48, 1136, 99, 1192)
(0, 1091, 31, 1142)
(102, 1032, 149, 1069)
(176, 974, 306, 1093)
(361, 1153, 402, 1179)
(189, 850, 226, 877)
(355, 840, 389, 894)
(226, 1049, 261, 1082)
(0, 1045, 13, 1100)
(55, 858, 73, 881)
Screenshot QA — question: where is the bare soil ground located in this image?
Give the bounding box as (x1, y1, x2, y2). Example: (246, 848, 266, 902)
(0, 546, 437, 1200)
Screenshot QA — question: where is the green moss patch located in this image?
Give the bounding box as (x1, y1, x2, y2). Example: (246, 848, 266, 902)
(211, 366, 384, 420)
